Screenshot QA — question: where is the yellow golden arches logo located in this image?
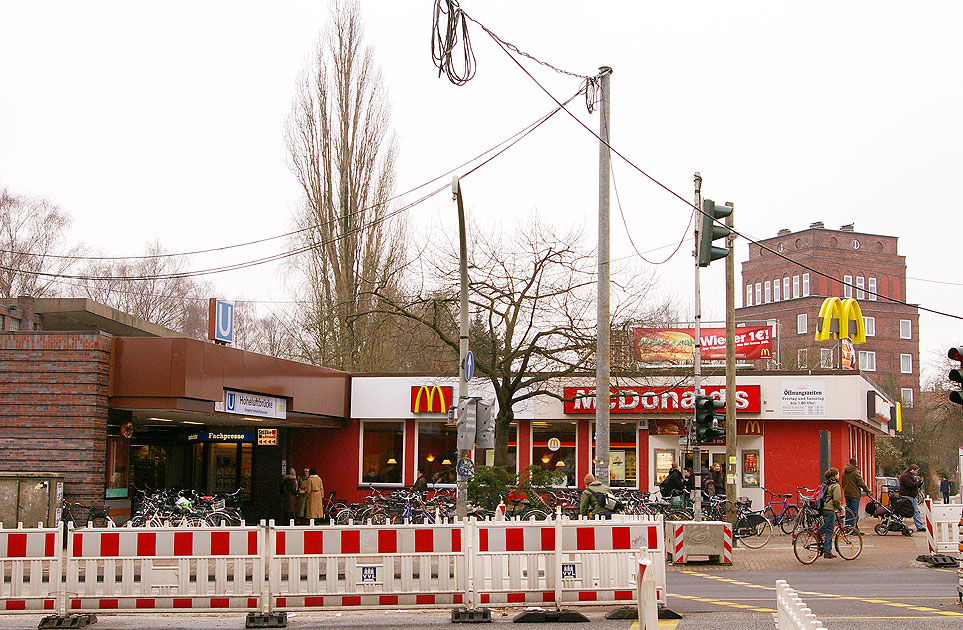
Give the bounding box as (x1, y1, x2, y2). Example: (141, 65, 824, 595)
(411, 385, 452, 413)
(743, 420, 762, 434)
(815, 297, 866, 344)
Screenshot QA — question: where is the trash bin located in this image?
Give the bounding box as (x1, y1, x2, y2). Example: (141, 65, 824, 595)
(0, 472, 64, 527)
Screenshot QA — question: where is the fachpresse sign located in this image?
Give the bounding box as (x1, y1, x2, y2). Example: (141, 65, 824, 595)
(219, 389, 287, 419)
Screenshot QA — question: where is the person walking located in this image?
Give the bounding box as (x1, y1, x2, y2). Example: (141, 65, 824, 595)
(579, 473, 614, 518)
(412, 467, 429, 492)
(939, 476, 952, 504)
(281, 467, 299, 524)
(898, 464, 925, 531)
(305, 468, 324, 523)
(711, 462, 726, 497)
(819, 467, 843, 559)
(841, 458, 871, 531)
(296, 468, 310, 525)
(701, 465, 716, 496)
(659, 463, 685, 498)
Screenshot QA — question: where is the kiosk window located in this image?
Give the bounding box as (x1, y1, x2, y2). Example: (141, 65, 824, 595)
(106, 437, 129, 499)
(654, 449, 674, 483)
(532, 422, 576, 487)
(418, 421, 458, 485)
(742, 450, 760, 488)
(361, 422, 404, 484)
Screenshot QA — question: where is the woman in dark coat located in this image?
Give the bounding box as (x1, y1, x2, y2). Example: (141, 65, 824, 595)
(281, 467, 299, 523)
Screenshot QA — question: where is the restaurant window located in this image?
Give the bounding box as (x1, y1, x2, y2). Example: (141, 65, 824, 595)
(105, 437, 129, 499)
(474, 421, 518, 473)
(654, 449, 675, 484)
(418, 421, 458, 485)
(361, 421, 404, 485)
(590, 421, 637, 488)
(532, 422, 576, 487)
(131, 444, 171, 490)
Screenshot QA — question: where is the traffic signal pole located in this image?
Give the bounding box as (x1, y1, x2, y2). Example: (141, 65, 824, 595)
(692, 173, 704, 522)
(725, 206, 737, 527)
(595, 67, 613, 485)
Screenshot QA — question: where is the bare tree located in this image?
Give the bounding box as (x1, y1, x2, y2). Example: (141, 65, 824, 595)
(0, 187, 81, 298)
(233, 304, 296, 359)
(76, 241, 211, 337)
(376, 217, 667, 467)
(285, 0, 406, 371)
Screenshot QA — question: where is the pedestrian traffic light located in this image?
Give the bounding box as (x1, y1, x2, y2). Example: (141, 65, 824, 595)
(694, 395, 725, 443)
(949, 347, 963, 408)
(697, 199, 733, 267)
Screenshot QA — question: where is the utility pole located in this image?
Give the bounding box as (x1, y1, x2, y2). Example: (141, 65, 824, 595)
(595, 66, 613, 485)
(725, 205, 737, 526)
(692, 173, 703, 522)
(453, 176, 470, 519)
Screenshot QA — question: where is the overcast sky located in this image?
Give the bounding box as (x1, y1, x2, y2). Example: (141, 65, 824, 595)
(1, 1, 960, 384)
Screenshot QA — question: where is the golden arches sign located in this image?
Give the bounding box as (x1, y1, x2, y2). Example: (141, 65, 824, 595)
(815, 297, 866, 344)
(411, 385, 452, 413)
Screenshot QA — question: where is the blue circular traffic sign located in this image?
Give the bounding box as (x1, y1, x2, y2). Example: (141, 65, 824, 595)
(464, 351, 475, 381)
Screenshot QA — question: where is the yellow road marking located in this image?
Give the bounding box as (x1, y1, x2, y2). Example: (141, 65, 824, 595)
(678, 570, 963, 617)
(628, 620, 679, 629)
(671, 593, 775, 613)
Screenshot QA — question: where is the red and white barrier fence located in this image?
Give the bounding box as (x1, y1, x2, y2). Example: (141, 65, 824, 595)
(0, 516, 666, 624)
(0, 524, 61, 614)
(922, 497, 963, 555)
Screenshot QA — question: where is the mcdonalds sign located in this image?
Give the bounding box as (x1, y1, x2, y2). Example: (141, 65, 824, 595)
(632, 326, 772, 361)
(410, 385, 453, 414)
(563, 385, 761, 414)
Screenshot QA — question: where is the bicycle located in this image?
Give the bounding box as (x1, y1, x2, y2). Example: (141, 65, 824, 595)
(61, 500, 114, 528)
(793, 511, 863, 564)
(762, 487, 800, 535)
(731, 498, 772, 549)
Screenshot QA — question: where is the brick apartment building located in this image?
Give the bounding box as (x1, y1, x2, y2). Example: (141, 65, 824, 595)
(735, 222, 920, 409)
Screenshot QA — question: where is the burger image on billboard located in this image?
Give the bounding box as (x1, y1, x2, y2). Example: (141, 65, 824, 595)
(634, 329, 695, 361)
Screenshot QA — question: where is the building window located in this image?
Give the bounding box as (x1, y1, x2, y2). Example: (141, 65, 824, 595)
(745, 284, 752, 307)
(899, 319, 912, 339)
(843, 275, 853, 298)
(856, 276, 865, 299)
(868, 277, 877, 301)
(773, 279, 781, 302)
(863, 316, 875, 337)
(783, 277, 790, 301)
(820, 348, 833, 368)
(591, 421, 638, 488)
(417, 421, 459, 485)
(9, 317, 19, 332)
(858, 351, 876, 371)
(797, 313, 807, 334)
(802, 273, 810, 297)
(764, 281, 771, 303)
(797, 349, 808, 369)
(106, 437, 130, 499)
(361, 421, 404, 485)
(792, 276, 800, 299)
(901, 388, 914, 408)
(755, 283, 762, 306)
(900, 354, 913, 374)
(654, 449, 675, 485)
(0, 314, 5, 330)
(532, 422, 576, 487)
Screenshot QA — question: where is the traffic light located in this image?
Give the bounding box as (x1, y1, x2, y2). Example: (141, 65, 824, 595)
(694, 395, 725, 443)
(949, 347, 963, 408)
(697, 199, 733, 267)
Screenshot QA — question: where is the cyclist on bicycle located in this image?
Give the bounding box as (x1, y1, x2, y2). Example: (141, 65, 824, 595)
(819, 468, 843, 559)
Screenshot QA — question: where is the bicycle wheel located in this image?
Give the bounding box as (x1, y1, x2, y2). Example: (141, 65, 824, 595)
(835, 525, 863, 560)
(663, 510, 690, 521)
(793, 529, 821, 564)
(779, 506, 799, 535)
(334, 508, 355, 525)
(521, 509, 549, 521)
(736, 513, 771, 549)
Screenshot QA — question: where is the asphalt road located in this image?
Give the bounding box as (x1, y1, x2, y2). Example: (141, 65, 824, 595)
(1, 529, 958, 629)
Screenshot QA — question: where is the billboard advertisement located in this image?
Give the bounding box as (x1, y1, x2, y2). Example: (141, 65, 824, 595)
(631, 326, 773, 361)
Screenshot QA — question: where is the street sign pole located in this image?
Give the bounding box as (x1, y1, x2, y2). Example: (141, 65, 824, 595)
(453, 176, 470, 519)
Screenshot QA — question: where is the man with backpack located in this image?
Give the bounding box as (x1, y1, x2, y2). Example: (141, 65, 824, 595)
(579, 473, 621, 518)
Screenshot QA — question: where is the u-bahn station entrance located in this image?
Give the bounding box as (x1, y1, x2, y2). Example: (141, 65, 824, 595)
(0, 298, 897, 523)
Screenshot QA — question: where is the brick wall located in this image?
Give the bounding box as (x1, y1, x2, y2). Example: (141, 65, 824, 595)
(0, 332, 112, 508)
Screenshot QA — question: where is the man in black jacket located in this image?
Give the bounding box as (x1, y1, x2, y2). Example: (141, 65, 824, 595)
(660, 463, 685, 497)
(411, 468, 429, 493)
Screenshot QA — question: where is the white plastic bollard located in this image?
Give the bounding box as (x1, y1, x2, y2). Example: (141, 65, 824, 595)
(494, 501, 506, 521)
(637, 553, 658, 630)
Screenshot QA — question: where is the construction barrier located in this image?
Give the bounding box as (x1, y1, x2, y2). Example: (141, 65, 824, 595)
(0, 524, 61, 614)
(64, 523, 265, 614)
(775, 579, 826, 630)
(665, 521, 732, 565)
(267, 521, 467, 610)
(0, 516, 666, 625)
(922, 497, 963, 555)
(471, 515, 666, 608)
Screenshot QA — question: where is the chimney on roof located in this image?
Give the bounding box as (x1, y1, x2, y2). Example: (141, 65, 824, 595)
(840, 223, 854, 232)
(777, 228, 791, 236)
(810, 221, 824, 229)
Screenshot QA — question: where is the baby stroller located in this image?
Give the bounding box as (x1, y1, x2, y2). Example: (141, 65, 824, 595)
(865, 494, 914, 536)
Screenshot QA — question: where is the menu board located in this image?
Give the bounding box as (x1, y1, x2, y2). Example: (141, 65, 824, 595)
(742, 450, 760, 488)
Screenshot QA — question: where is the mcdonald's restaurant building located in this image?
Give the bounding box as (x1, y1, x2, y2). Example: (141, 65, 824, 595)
(318, 371, 897, 508)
